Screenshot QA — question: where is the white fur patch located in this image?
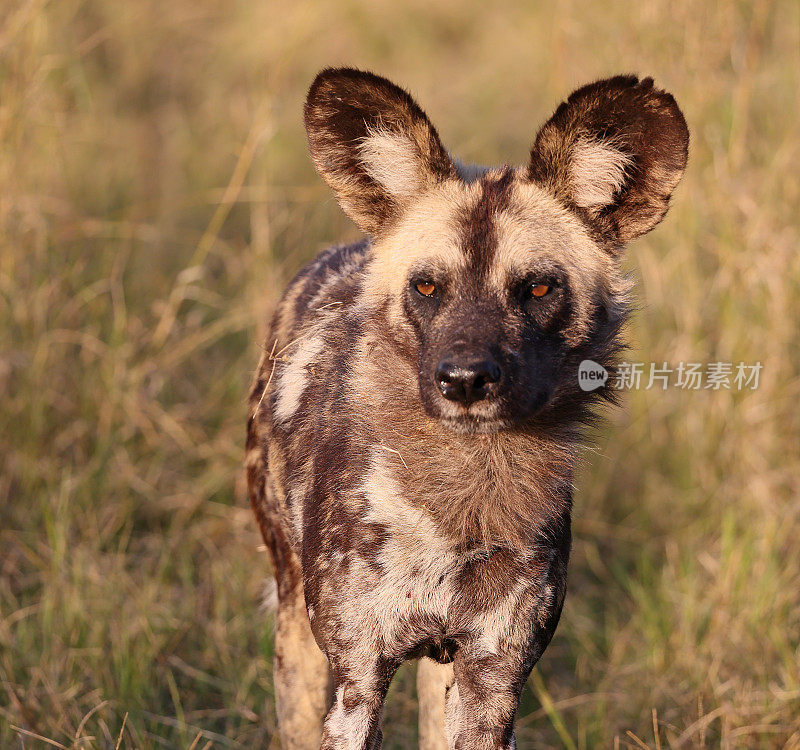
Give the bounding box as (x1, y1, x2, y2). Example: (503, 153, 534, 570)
(359, 129, 424, 200)
(324, 686, 372, 747)
(286, 484, 307, 546)
(260, 577, 278, 612)
(274, 335, 325, 423)
(473, 568, 533, 655)
(569, 136, 632, 210)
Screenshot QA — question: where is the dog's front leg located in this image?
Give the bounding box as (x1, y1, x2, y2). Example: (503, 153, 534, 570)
(443, 648, 526, 750)
(445, 544, 570, 750)
(320, 657, 397, 750)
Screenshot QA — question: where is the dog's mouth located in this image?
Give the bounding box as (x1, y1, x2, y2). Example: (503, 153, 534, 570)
(427, 390, 509, 434)
(429, 385, 554, 435)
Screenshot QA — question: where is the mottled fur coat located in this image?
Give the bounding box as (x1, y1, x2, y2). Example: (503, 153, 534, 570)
(246, 68, 688, 749)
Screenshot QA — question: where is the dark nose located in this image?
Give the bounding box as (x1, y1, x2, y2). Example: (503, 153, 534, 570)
(435, 357, 501, 406)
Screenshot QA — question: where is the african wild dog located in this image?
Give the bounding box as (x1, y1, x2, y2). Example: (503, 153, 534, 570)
(246, 68, 688, 749)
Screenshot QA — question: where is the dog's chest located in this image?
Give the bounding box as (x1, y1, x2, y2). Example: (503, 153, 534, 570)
(354, 451, 463, 627)
(302, 448, 553, 664)
(339, 451, 533, 652)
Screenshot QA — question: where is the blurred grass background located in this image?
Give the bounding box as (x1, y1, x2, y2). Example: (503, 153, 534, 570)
(1, 0, 799, 747)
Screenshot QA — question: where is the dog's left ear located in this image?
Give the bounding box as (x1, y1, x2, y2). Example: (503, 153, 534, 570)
(527, 76, 689, 246)
(304, 68, 456, 236)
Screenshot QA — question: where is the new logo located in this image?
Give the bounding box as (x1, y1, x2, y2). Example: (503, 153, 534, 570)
(578, 359, 609, 391)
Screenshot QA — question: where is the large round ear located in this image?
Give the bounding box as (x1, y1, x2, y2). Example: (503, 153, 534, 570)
(527, 76, 689, 246)
(304, 68, 456, 236)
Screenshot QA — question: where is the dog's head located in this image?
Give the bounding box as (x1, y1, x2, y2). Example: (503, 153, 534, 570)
(304, 68, 688, 433)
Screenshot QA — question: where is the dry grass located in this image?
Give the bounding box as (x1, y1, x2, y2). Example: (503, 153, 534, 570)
(1, 0, 799, 747)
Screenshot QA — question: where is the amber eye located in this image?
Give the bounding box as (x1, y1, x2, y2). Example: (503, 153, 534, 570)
(415, 281, 436, 297)
(531, 283, 551, 298)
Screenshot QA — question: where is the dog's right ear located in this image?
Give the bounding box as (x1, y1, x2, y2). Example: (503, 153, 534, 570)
(527, 76, 689, 247)
(304, 68, 456, 236)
